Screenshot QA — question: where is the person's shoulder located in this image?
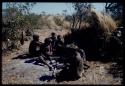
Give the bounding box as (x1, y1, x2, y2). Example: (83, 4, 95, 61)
(40, 42, 44, 46)
(41, 42, 46, 47)
(50, 36, 52, 38)
(31, 40, 40, 45)
(30, 40, 34, 44)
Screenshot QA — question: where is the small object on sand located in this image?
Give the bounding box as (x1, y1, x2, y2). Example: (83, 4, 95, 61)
(52, 68, 56, 78)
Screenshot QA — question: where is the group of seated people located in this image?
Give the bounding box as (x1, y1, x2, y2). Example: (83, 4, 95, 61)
(29, 32, 88, 80)
(29, 32, 64, 70)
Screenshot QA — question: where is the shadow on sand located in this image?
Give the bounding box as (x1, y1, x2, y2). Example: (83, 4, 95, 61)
(39, 75, 55, 82)
(12, 53, 45, 66)
(12, 54, 32, 59)
(25, 58, 45, 66)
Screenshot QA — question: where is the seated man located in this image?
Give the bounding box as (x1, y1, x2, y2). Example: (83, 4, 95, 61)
(29, 34, 42, 57)
(41, 38, 53, 60)
(55, 35, 64, 56)
(56, 44, 85, 81)
(69, 44, 89, 69)
(50, 32, 57, 52)
(29, 34, 52, 70)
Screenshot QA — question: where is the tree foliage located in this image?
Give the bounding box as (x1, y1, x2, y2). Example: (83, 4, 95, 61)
(71, 3, 93, 29)
(54, 16, 64, 26)
(105, 3, 123, 26)
(2, 2, 36, 50)
(2, 3, 36, 37)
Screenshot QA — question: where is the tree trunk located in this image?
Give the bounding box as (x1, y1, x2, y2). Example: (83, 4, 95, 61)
(75, 19, 79, 29)
(78, 15, 82, 29)
(20, 30, 24, 45)
(72, 15, 76, 28)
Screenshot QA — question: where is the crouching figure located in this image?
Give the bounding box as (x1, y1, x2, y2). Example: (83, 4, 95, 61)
(56, 44, 86, 81)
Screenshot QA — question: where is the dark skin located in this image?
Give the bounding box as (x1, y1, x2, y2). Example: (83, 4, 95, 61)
(50, 33, 57, 51)
(42, 38, 53, 57)
(38, 55, 52, 70)
(56, 35, 64, 46)
(76, 48, 90, 70)
(41, 38, 54, 64)
(29, 35, 52, 70)
(77, 48, 86, 61)
(55, 35, 64, 56)
(68, 49, 84, 79)
(29, 40, 41, 57)
(56, 47, 84, 80)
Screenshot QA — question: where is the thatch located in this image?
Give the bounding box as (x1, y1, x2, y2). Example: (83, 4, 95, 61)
(80, 10, 117, 38)
(64, 10, 117, 59)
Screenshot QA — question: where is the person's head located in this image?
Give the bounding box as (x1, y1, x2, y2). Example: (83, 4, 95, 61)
(44, 38, 52, 45)
(51, 32, 56, 37)
(57, 35, 61, 40)
(33, 34, 39, 41)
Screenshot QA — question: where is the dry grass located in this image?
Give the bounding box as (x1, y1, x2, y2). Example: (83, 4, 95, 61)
(63, 21, 70, 30)
(80, 10, 117, 38)
(37, 15, 70, 30)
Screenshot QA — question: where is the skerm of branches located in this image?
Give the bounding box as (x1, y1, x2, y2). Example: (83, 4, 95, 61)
(72, 3, 92, 29)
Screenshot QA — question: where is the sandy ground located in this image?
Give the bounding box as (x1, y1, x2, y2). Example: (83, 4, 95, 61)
(2, 29, 122, 85)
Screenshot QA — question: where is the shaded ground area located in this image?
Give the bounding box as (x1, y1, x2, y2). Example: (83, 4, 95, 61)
(2, 29, 123, 85)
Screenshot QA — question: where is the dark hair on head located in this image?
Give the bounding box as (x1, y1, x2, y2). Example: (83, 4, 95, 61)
(44, 38, 52, 43)
(51, 32, 56, 36)
(57, 35, 61, 38)
(33, 34, 39, 40)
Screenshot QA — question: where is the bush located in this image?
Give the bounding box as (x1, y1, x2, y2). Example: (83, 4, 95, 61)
(54, 17, 63, 26)
(63, 21, 70, 29)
